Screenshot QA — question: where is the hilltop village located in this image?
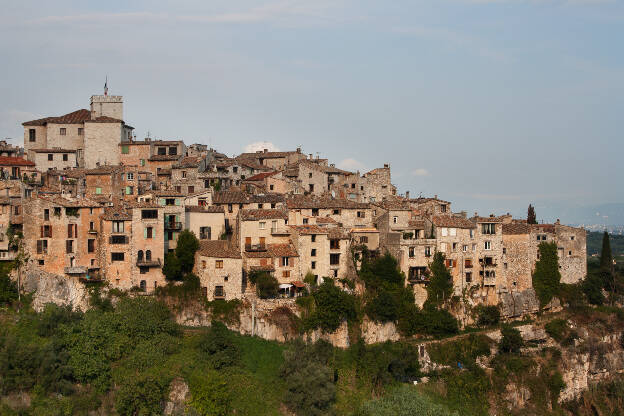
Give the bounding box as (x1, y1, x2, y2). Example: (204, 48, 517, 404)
(1, 91, 587, 313)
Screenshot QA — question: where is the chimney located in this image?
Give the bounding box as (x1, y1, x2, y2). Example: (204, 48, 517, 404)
(309, 154, 313, 160)
(296, 147, 301, 153)
(434, 194, 438, 199)
(405, 191, 410, 199)
(263, 148, 268, 153)
(330, 163, 335, 167)
(474, 212, 478, 217)
(555, 219, 560, 225)
(384, 163, 389, 169)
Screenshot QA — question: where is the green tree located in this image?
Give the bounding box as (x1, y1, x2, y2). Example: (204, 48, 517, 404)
(306, 280, 357, 333)
(175, 230, 200, 275)
(426, 252, 453, 306)
(532, 242, 561, 307)
(600, 231, 613, 272)
(0, 270, 17, 305)
(115, 375, 166, 416)
(188, 369, 231, 416)
(162, 251, 182, 281)
(475, 305, 501, 327)
(527, 204, 537, 224)
(255, 272, 279, 299)
(499, 325, 523, 354)
(199, 321, 240, 369)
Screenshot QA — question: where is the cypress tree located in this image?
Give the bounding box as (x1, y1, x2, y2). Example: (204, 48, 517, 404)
(426, 252, 453, 306)
(600, 231, 612, 273)
(532, 242, 561, 307)
(527, 204, 537, 225)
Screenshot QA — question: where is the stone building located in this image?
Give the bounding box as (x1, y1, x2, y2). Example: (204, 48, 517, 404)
(185, 206, 225, 241)
(285, 195, 372, 229)
(236, 148, 308, 170)
(330, 164, 396, 203)
(152, 190, 186, 251)
(0, 156, 36, 180)
(23, 94, 134, 169)
(195, 240, 243, 301)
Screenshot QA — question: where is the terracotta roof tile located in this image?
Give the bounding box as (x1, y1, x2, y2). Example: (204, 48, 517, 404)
(246, 171, 279, 181)
(288, 225, 328, 235)
(240, 209, 288, 221)
(268, 243, 298, 257)
(502, 223, 531, 235)
(286, 195, 369, 210)
(22, 109, 91, 126)
(197, 240, 241, 259)
(0, 157, 35, 167)
(432, 215, 476, 229)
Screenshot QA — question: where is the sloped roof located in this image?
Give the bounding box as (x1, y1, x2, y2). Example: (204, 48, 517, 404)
(197, 240, 241, 259)
(502, 223, 531, 235)
(432, 215, 476, 229)
(0, 157, 35, 167)
(288, 225, 328, 235)
(268, 243, 298, 257)
(22, 109, 91, 126)
(286, 195, 369, 210)
(246, 171, 279, 181)
(240, 209, 288, 221)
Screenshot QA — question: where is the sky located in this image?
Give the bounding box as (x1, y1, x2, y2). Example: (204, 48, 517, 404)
(0, 0, 622, 224)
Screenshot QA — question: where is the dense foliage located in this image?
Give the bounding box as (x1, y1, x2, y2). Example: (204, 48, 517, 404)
(532, 242, 561, 307)
(163, 229, 200, 281)
(426, 252, 454, 307)
(356, 385, 456, 416)
(499, 325, 523, 354)
(475, 305, 501, 327)
(304, 279, 357, 332)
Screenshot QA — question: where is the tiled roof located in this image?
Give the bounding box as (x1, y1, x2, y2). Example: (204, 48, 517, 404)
(85, 116, 124, 124)
(408, 197, 451, 205)
(31, 148, 77, 154)
(286, 195, 369, 210)
(472, 215, 504, 224)
(22, 109, 91, 126)
(350, 227, 378, 233)
(408, 219, 426, 228)
(372, 200, 411, 211)
(250, 193, 285, 204)
(268, 243, 298, 257)
(240, 209, 288, 221)
(0, 157, 35, 167)
(288, 225, 328, 235)
(532, 224, 556, 233)
(149, 155, 180, 161)
(315, 216, 337, 224)
(213, 191, 250, 204)
(154, 190, 185, 197)
(432, 215, 476, 229)
(249, 264, 275, 271)
(245, 251, 272, 259)
(102, 205, 132, 220)
(197, 240, 241, 259)
(328, 228, 350, 240)
(246, 171, 279, 181)
(502, 223, 531, 235)
(185, 206, 224, 213)
(238, 150, 302, 159)
(174, 156, 202, 168)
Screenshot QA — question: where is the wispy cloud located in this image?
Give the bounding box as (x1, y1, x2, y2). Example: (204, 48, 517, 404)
(411, 168, 429, 176)
(244, 141, 280, 153)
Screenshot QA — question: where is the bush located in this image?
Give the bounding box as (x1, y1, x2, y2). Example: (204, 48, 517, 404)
(199, 321, 240, 369)
(36, 303, 82, 337)
(475, 305, 501, 327)
(175, 230, 200, 275)
(163, 251, 183, 281)
(351, 340, 421, 387)
(0, 272, 17, 305)
(499, 325, 523, 354)
(115, 375, 166, 416)
(255, 273, 279, 299)
(545, 319, 568, 342)
(426, 252, 453, 306)
(583, 274, 605, 306)
(415, 305, 459, 337)
(356, 384, 455, 416)
(427, 334, 492, 369)
(304, 280, 357, 333)
(281, 341, 336, 416)
(188, 369, 231, 416)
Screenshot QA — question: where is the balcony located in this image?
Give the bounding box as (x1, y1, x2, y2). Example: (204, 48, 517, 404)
(484, 277, 496, 287)
(0, 251, 16, 261)
(479, 258, 497, 268)
(65, 265, 88, 275)
(245, 244, 267, 252)
(165, 221, 183, 230)
(88, 229, 98, 234)
(136, 258, 162, 268)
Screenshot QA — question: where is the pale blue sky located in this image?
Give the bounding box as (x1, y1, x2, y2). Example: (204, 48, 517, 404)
(1, 1, 622, 223)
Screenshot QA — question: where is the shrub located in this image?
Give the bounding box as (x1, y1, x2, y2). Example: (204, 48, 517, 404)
(175, 230, 200, 275)
(255, 273, 279, 299)
(427, 334, 492, 369)
(0, 272, 17, 305)
(499, 325, 523, 354)
(36, 303, 82, 337)
(547, 371, 566, 402)
(545, 319, 568, 342)
(583, 273, 605, 306)
(199, 321, 240, 369)
(475, 305, 501, 327)
(163, 251, 183, 281)
(532, 242, 562, 307)
(356, 384, 455, 416)
(115, 375, 166, 416)
(426, 252, 453, 306)
(305, 280, 357, 333)
(188, 370, 231, 416)
(415, 304, 459, 337)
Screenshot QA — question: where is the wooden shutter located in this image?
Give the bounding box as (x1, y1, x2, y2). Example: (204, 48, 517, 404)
(40, 225, 43, 238)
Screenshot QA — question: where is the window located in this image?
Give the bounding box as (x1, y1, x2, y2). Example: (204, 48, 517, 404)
(360, 236, 369, 243)
(126, 172, 134, 180)
(356, 211, 365, 219)
(140, 159, 145, 166)
(146, 250, 152, 260)
(125, 186, 133, 195)
(440, 204, 447, 213)
(95, 187, 102, 194)
(504, 263, 508, 269)
(309, 184, 314, 192)
(282, 257, 290, 267)
(200, 227, 211, 240)
(311, 234, 316, 242)
(303, 218, 309, 224)
(121, 145, 129, 154)
(41, 225, 52, 238)
(330, 253, 340, 265)
(165, 198, 176, 206)
(311, 261, 316, 269)
(67, 224, 77, 238)
(393, 216, 398, 224)
(215, 260, 224, 269)
(449, 228, 456, 236)
(182, 171, 187, 178)
(283, 270, 291, 278)
(29, 129, 36, 142)
(569, 250, 572, 256)
(228, 204, 233, 213)
(330, 239, 340, 250)
(112, 221, 124, 233)
(465, 259, 473, 268)
(311, 249, 317, 257)
(462, 245, 468, 252)
(482, 223, 496, 235)
(145, 227, 153, 238)
(233, 167, 238, 173)
(66, 240, 74, 253)
(465, 272, 472, 283)
(88, 239, 95, 253)
(36, 240, 48, 254)
(484, 241, 491, 250)
(470, 229, 474, 238)
(440, 242, 447, 252)
(110, 235, 127, 244)
(452, 242, 458, 251)
(43, 209, 49, 220)
(111, 252, 125, 261)
(441, 228, 448, 237)
(63, 154, 68, 161)
(188, 186, 194, 194)
(78, 127, 83, 135)
(409, 247, 415, 258)
(571, 236, 575, 241)
(425, 246, 431, 257)
(48, 154, 53, 161)
(142, 210, 158, 219)
(269, 184, 274, 191)
(259, 221, 266, 230)
(168, 147, 177, 155)
(60, 128, 66, 135)
(201, 260, 206, 269)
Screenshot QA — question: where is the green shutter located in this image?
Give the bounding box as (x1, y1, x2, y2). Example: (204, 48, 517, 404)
(175, 214, 180, 222)
(96, 187, 102, 194)
(153, 227, 156, 238)
(125, 186, 131, 195)
(140, 159, 145, 166)
(175, 198, 180, 206)
(159, 198, 165, 206)
(121, 145, 129, 154)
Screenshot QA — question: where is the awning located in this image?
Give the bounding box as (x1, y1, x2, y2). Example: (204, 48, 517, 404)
(291, 281, 305, 288)
(279, 284, 293, 289)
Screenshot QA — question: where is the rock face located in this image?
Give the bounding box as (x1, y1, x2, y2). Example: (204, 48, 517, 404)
(499, 288, 561, 318)
(163, 378, 190, 416)
(17, 261, 89, 312)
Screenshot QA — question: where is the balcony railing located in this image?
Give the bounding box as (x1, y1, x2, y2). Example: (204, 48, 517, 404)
(65, 266, 88, 275)
(136, 258, 162, 268)
(165, 221, 183, 230)
(245, 244, 267, 252)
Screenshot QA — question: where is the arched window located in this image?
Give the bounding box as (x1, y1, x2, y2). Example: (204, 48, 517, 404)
(138, 250, 144, 261)
(146, 250, 152, 261)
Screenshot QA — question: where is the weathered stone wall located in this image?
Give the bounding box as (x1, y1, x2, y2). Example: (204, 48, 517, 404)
(84, 122, 122, 169)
